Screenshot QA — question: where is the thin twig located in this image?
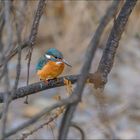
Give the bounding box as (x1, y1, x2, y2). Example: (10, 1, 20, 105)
(58, 1, 121, 139)
(25, 0, 46, 104)
(0, 3, 5, 71)
(0, 1, 26, 139)
(13, 0, 25, 92)
(70, 122, 85, 140)
(1, 1, 12, 139)
(0, 41, 28, 68)
(4, 96, 75, 138)
(20, 107, 64, 139)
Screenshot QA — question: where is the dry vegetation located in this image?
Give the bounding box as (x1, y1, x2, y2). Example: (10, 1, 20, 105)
(0, 0, 140, 139)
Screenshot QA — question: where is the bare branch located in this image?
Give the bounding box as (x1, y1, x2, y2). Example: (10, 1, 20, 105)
(4, 96, 75, 138)
(1, 0, 12, 138)
(0, 74, 94, 103)
(95, 0, 138, 88)
(20, 107, 64, 139)
(0, 0, 46, 70)
(58, 1, 121, 139)
(0, 41, 28, 68)
(70, 122, 85, 140)
(28, 0, 46, 47)
(25, 0, 46, 104)
(0, 1, 137, 139)
(0, 2, 26, 139)
(90, 0, 137, 138)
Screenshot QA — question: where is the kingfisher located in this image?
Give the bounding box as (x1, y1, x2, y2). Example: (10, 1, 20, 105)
(36, 48, 72, 81)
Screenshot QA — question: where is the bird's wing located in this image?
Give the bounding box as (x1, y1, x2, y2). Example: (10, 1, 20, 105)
(36, 55, 48, 71)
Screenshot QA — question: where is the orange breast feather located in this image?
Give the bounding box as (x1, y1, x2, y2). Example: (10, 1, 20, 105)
(37, 61, 64, 80)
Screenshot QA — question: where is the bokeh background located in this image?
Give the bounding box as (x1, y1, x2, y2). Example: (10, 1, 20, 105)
(0, 1, 140, 139)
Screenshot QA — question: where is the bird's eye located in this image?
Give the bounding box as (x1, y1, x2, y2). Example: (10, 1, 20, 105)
(55, 56, 58, 59)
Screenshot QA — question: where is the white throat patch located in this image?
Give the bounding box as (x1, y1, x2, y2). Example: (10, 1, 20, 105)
(45, 54, 51, 59)
(56, 61, 62, 65)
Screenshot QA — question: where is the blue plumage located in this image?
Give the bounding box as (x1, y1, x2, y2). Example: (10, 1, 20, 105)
(36, 48, 71, 80)
(36, 55, 47, 71)
(46, 48, 63, 59)
(36, 48, 63, 71)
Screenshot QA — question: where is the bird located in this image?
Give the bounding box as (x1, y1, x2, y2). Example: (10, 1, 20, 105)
(36, 48, 72, 81)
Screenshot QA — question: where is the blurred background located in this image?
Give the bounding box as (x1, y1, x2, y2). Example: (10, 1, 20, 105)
(0, 1, 140, 139)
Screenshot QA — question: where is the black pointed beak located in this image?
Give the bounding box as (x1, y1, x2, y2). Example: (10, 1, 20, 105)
(62, 59, 72, 67)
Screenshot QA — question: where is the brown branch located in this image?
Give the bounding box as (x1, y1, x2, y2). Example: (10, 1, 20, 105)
(1, 1, 13, 139)
(0, 74, 94, 103)
(4, 96, 75, 138)
(28, 0, 46, 47)
(58, 0, 121, 139)
(25, 0, 46, 104)
(70, 122, 85, 140)
(0, 1, 137, 139)
(0, 0, 46, 69)
(0, 3, 27, 139)
(20, 106, 64, 139)
(0, 41, 28, 68)
(90, 1, 137, 138)
(0, 36, 52, 68)
(94, 0, 137, 89)
(26, 0, 46, 60)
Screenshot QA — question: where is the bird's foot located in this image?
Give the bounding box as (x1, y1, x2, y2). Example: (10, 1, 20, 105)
(40, 78, 50, 85)
(40, 78, 58, 85)
(44, 79, 51, 85)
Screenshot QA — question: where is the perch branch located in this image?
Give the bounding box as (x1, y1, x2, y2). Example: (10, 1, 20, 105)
(0, 74, 94, 103)
(1, 0, 137, 139)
